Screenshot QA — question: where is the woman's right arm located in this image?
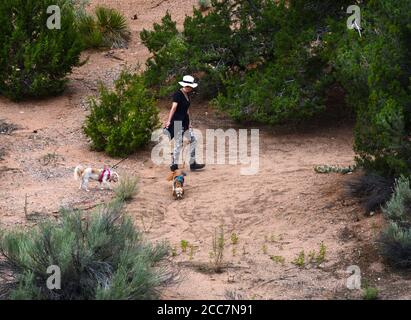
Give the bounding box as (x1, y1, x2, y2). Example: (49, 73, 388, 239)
(164, 102, 178, 128)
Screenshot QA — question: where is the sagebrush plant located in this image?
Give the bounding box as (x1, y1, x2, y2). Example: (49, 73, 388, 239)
(84, 69, 160, 157)
(0, 199, 171, 300)
(114, 176, 139, 201)
(76, 6, 130, 49)
(382, 177, 411, 223)
(379, 177, 411, 268)
(0, 0, 83, 101)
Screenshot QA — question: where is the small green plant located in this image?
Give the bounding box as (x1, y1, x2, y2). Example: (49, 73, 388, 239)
(363, 287, 379, 300)
(114, 176, 138, 201)
(211, 226, 225, 273)
(230, 233, 238, 256)
(189, 244, 195, 260)
(171, 246, 177, 257)
(308, 250, 316, 263)
(262, 244, 268, 255)
(303, 243, 327, 266)
(231, 233, 239, 245)
(270, 255, 285, 265)
(292, 250, 306, 268)
(180, 240, 189, 253)
(316, 242, 327, 265)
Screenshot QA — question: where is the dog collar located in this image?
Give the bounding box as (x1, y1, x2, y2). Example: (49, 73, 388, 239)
(175, 175, 185, 185)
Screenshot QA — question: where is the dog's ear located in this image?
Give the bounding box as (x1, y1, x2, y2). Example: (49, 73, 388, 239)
(182, 171, 187, 177)
(167, 172, 175, 181)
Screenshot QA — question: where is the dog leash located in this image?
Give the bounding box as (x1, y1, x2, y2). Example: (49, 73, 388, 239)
(111, 156, 129, 170)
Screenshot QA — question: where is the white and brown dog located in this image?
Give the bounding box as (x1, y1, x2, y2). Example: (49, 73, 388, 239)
(74, 165, 119, 192)
(167, 170, 187, 200)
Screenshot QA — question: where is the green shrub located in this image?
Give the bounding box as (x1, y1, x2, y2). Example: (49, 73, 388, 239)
(143, 35, 190, 96)
(380, 177, 411, 268)
(114, 176, 139, 202)
(77, 13, 104, 48)
(0, 0, 83, 101)
(94, 6, 130, 49)
(84, 69, 160, 157)
(140, 12, 178, 53)
(77, 6, 130, 49)
(0, 200, 171, 300)
(363, 286, 379, 300)
(326, 0, 411, 177)
(140, 0, 344, 107)
(141, 0, 410, 177)
(214, 50, 329, 125)
(141, 13, 192, 97)
(383, 177, 411, 223)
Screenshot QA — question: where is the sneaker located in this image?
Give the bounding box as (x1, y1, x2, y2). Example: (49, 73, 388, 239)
(170, 164, 178, 172)
(190, 162, 205, 171)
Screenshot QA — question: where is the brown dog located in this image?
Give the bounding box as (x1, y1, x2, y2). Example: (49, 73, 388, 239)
(167, 170, 187, 200)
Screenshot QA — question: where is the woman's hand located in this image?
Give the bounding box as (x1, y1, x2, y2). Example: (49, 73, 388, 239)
(164, 120, 171, 129)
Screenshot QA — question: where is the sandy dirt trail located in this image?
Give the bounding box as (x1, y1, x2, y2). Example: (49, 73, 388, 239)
(1, 0, 409, 300)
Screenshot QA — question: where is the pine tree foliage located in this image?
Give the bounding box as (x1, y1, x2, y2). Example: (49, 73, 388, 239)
(0, 0, 83, 101)
(141, 0, 411, 176)
(84, 69, 160, 157)
(0, 200, 171, 300)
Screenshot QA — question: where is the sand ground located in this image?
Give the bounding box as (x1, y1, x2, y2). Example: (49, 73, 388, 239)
(1, 0, 410, 300)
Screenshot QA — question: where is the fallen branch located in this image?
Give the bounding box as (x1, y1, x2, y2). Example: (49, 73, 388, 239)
(0, 166, 21, 173)
(50, 203, 102, 215)
(151, 0, 169, 9)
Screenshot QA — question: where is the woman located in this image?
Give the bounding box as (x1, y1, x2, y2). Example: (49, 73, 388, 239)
(164, 75, 205, 172)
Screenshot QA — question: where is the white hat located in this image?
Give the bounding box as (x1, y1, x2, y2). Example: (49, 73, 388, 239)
(179, 75, 198, 88)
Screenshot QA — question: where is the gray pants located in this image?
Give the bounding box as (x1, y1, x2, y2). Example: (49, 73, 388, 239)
(171, 128, 197, 166)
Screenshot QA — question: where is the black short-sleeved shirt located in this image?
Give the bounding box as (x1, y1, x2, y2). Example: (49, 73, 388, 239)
(170, 89, 190, 131)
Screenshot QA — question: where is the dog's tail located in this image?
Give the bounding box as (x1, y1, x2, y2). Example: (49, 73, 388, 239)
(74, 165, 84, 181)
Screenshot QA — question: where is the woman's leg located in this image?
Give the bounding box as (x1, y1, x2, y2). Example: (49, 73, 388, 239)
(187, 128, 197, 165)
(172, 128, 185, 166)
